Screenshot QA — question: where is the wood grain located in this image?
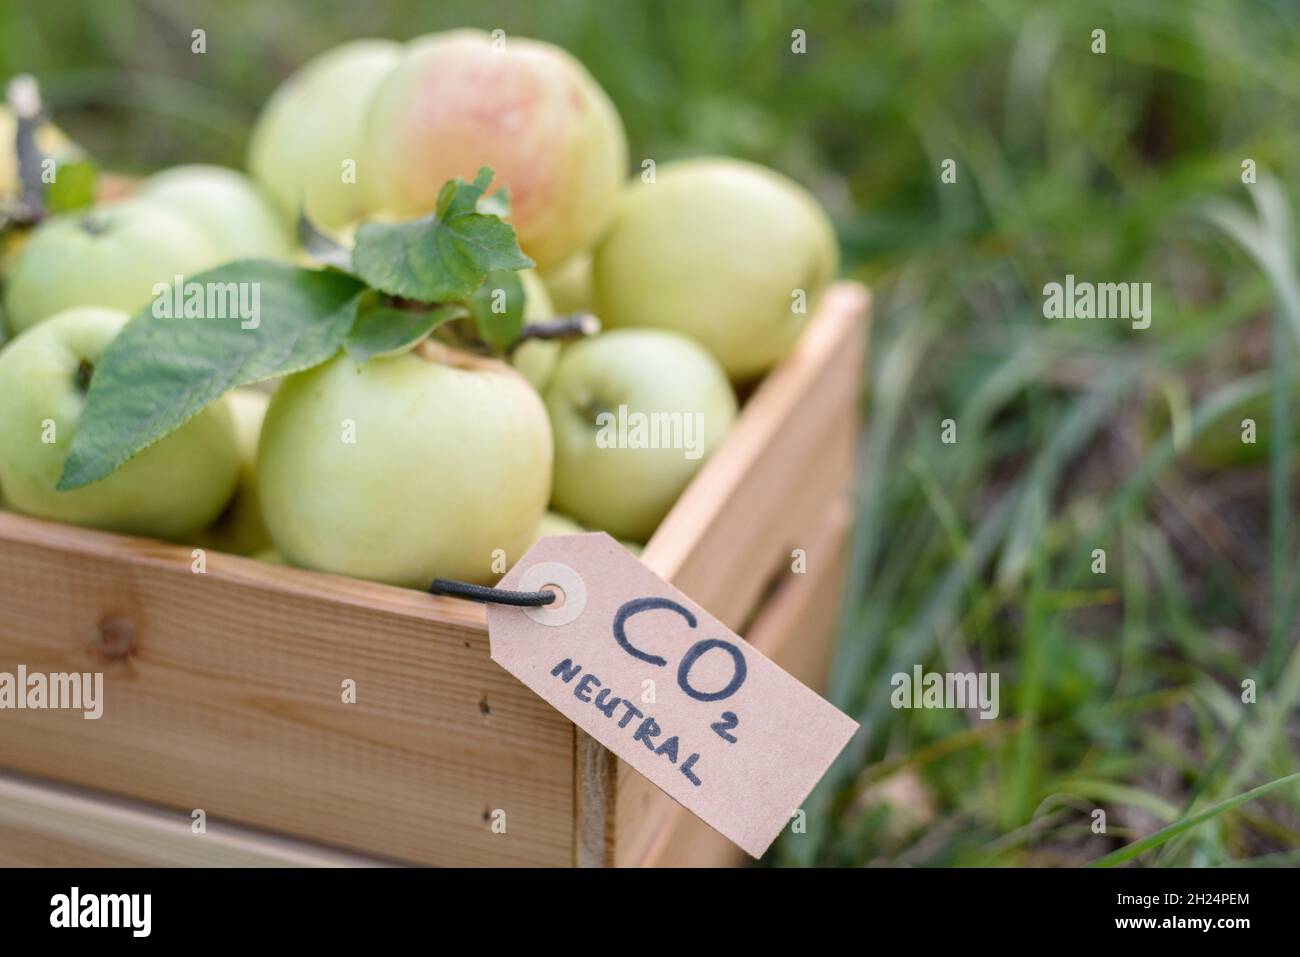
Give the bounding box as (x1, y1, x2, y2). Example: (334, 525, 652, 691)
(0, 520, 574, 866)
(0, 771, 391, 867)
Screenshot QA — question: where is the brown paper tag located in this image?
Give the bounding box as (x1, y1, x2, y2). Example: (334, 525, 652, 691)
(486, 532, 859, 859)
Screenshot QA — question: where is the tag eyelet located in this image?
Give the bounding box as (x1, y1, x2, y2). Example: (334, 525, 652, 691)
(518, 562, 587, 626)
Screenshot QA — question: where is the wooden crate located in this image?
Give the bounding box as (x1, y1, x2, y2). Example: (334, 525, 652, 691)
(0, 282, 869, 867)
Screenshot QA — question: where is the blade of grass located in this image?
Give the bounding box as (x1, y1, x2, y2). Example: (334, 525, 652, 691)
(1089, 771, 1300, 867)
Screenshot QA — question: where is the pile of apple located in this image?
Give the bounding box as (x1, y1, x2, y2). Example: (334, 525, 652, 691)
(0, 30, 837, 589)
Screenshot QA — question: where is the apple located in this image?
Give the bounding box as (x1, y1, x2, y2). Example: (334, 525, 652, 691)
(530, 510, 585, 546)
(0, 306, 240, 539)
(540, 252, 593, 316)
(592, 157, 839, 380)
(195, 388, 273, 555)
(528, 510, 644, 557)
(257, 340, 552, 587)
(544, 328, 736, 542)
(2, 199, 221, 335)
(248, 39, 402, 230)
(364, 30, 627, 269)
(510, 269, 561, 392)
(137, 165, 293, 262)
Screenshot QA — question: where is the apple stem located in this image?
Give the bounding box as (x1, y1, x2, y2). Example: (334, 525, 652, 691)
(296, 210, 353, 271)
(514, 313, 602, 347)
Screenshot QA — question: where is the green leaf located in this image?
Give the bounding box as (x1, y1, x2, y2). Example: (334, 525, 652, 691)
(57, 260, 365, 490)
(467, 269, 527, 353)
(344, 293, 467, 363)
(351, 166, 532, 303)
(45, 158, 98, 214)
(1088, 771, 1300, 867)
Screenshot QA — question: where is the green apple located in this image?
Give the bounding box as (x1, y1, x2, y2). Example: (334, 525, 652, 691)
(529, 509, 644, 556)
(364, 29, 627, 269)
(0, 307, 240, 539)
(511, 269, 560, 392)
(196, 388, 273, 555)
(3, 199, 221, 334)
(540, 252, 593, 316)
(248, 39, 402, 230)
(252, 547, 287, 565)
(530, 509, 585, 546)
(258, 341, 552, 587)
(592, 157, 839, 381)
(544, 328, 736, 542)
(138, 165, 293, 262)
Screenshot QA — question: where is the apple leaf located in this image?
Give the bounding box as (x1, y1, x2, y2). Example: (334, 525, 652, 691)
(467, 269, 528, 353)
(57, 260, 365, 490)
(351, 167, 533, 304)
(344, 294, 468, 362)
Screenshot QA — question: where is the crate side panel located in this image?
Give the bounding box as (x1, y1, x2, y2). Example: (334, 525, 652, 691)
(614, 282, 868, 867)
(634, 501, 852, 867)
(0, 519, 574, 866)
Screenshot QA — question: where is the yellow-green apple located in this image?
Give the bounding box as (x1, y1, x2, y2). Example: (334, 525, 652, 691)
(138, 165, 293, 262)
(530, 509, 585, 546)
(510, 269, 560, 392)
(364, 29, 627, 269)
(593, 157, 839, 380)
(248, 39, 402, 230)
(0, 307, 240, 539)
(257, 340, 552, 587)
(544, 328, 736, 542)
(196, 388, 273, 555)
(528, 509, 643, 556)
(3, 199, 221, 334)
(540, 252, 593, 316)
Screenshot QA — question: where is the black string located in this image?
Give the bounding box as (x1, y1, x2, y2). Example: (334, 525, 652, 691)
(428, 579, 557, 607)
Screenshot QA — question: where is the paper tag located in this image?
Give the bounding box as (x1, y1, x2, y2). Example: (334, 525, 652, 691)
(486, 532, 859, 859)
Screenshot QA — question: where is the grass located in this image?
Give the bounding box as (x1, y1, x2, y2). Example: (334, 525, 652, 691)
(2, 0, 1297, 866)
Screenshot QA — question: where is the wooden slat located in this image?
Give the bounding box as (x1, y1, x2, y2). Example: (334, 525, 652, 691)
(0, 521, 574, 866)
(636, 499, 853, 867)
(642, 282, 869, 629)
(612, 284, 869, 866)
(0, 771, 391, 867)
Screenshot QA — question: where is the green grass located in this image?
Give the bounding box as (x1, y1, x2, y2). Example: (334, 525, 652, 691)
(3, 0, 1297, 866)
